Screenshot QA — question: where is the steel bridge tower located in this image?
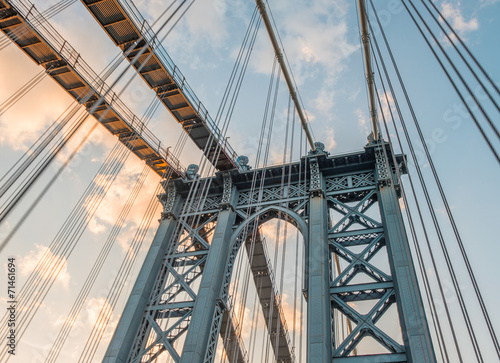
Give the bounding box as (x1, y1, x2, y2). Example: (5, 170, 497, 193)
(104, 143, 436, 363)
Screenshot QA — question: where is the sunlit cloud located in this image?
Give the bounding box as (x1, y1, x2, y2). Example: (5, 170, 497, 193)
(20, 243, 71, 289)
(280, 293, 303, 333)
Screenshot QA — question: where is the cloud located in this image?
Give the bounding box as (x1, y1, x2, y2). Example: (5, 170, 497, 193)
(280, 293, 303, 333)
(88, 218, 107, 234)
(314, 87, 337, 117)
(324, 128, 337, 151)
(355, 108, 370, 135)
(249, 0, 358, 83)
(20, 243, 71, 289)
(83, 154, 160, 234)
(440, 2, 479, 37)
(138, 0, 247, 69)
(399, 198, 406, 211)
(0, 68, 75, 151)
(260, 219, 297, 246)
(82, 296, 120, 345)
(480, 0, 500, 6)
(85, 296, 113, 326)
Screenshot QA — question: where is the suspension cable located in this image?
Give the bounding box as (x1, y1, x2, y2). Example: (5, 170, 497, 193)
(370, 36, 449, 361)
(0, 0, 77, 51)
(401, 0, 500, 356)
(423, 0, 500, 97)
(255, 0, 316, 150)
(402, 0, 499, 162)
(0, 101, 81, 197)
(0, 69, 47, 115)
(368, 0, 488, 360)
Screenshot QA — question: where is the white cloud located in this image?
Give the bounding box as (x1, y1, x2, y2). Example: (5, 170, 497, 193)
(83, 154, 159, 226)
(260, 220, 297, 246)
(355, 108, 370, 135)
(88, 218, 107, 234)
(399, 198, 406, 211)
(249, 0, 358, 83)
(20, 243, 71, 289)
(314, 87, 337, 116)
(85, 296, 113, 326)
(480, 0, 500, 6)
(440, 2, 479, 37)
(325, 128, 337, 152)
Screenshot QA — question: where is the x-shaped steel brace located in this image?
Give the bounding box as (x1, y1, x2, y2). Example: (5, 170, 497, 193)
(332, 289, 404, 357)
(331, 233, 391, 287)
(176, 214, 218, 251)
(132, 311, 193, 363)
(328, 192, 380, 234)
(157, 258, 205, 305)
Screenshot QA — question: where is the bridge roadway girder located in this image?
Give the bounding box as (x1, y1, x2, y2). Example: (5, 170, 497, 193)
(244, 231, 294, 362)
(80, 0, 240, 171)
(0, 0, 185, 178)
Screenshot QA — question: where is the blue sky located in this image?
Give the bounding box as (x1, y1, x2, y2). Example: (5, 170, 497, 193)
(0, 0, 499, 361)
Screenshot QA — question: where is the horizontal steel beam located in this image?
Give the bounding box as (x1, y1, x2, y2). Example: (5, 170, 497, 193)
(332, 353, 407, 362)
(330, 281, 393, 294)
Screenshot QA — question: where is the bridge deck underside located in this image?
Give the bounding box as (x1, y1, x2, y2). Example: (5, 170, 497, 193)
(245, 232, 293, 362)
(81, 0, 238, 171)
(0, 0, 184, 178)
(220, 308, 247, 363)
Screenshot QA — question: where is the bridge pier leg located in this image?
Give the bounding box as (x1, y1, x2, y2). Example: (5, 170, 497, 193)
(103, 190, 183, 363)
(306, 158, 333, 363)
(376, 148, 436, 363)
(180, 177, 238, 363)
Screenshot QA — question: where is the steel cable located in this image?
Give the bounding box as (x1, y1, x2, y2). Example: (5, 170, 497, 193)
(0, 0, 77, 51)
(369, 31, 449, 360)
(0, 69, 46, 115)
(368, 1, 485, 360)
(402, 0, 499, 162)
(0, 101, 82, 198)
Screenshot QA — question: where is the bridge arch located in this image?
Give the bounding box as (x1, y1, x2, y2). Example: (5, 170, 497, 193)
(219, 204, 308, 306)
(230, 205, 308, 251)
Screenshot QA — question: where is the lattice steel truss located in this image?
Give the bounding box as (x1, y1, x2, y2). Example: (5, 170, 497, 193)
(104, 144, 436, 363)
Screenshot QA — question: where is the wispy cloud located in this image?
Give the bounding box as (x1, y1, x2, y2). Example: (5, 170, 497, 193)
(480, 0, 500, 7)
(440, 1, 479, 37)
(20, 243, 71, 289)
(83, 158, 160, 241)
(355, 108, 370, 135)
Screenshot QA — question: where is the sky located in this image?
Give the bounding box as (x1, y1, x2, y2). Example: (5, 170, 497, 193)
(0, 0, 499, 362)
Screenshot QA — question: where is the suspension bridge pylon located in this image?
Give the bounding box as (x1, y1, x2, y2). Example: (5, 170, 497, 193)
(103, 141, 436, 363)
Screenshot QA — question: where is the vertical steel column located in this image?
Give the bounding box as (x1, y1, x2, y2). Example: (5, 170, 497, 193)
(180, 175, 238, 363)
(103, 185, 183, 363)
(375, 148, 436, 363)
(306, 157, 333, 362)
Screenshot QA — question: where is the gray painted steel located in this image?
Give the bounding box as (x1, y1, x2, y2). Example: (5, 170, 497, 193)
(105, 145, 436, 363)
(306, 158, 333, 362)
(103, 195, 183, 362)
(377, 174, 436, 362)
(180, 187, 238, 363)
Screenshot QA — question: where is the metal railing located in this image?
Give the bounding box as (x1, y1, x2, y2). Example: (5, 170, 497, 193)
(118, 0, 240, 165)
(8, 0, 185, 175)
(259, 235, 295, 361)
